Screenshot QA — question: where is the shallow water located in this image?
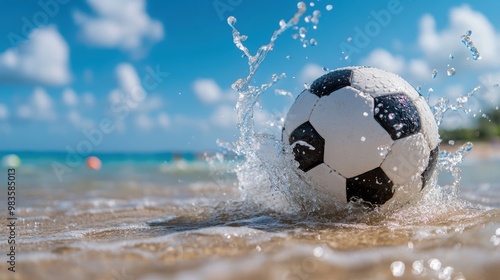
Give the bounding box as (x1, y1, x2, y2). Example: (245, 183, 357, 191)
(0, 153, 499, 280)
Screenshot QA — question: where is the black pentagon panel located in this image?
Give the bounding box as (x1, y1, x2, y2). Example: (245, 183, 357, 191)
(289, 122, 325, 172)
(373, 93, 421, 140)
(346, 167, 394, 205)
(421, 146, 439, 190)
(310, 69, 352, 97)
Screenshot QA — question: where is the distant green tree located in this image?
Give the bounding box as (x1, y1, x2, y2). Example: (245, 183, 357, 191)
(440, 108, 500, 142)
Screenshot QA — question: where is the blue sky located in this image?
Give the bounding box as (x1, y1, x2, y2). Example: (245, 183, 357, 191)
(0, 0, 499, 152)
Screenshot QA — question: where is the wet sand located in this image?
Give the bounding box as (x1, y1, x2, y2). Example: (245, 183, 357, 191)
(0, 178, 499, 280)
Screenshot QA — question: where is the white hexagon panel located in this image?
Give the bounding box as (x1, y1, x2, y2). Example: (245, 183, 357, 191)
(413, 96, 440, 150)
(381, 133, 430, 185)
(306, 163, 347, 204)
(284, 90, 319, 137)
(309, 86, 394, 178)
(350, 67, 420, 101)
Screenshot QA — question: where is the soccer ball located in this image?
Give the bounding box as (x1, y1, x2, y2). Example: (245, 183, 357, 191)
(283, 67, 440, 207)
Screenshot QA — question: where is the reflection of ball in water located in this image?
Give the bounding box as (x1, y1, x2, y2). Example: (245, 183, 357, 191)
(2, 154, 21, 168)
(283, 67, 440, 207)
(86, 156, 102, 170)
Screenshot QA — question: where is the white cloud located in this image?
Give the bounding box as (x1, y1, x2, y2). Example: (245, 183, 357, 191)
(192, 78, 222, 104)
(83, 92, 95, 107)
(418, 5, 500, 66)
(0, 104, 8, 120)
(408, 59, 432, 82)
(136, 95, 163, 112)
(67, 110, 94, 129)
(444, 84, 466, 100)
(361, 48, 405, 74)
(116, 63, 144, 99)
(300, 63, 325, 84)
(74, 0, 164, 55)
(360, 49, 435, 83)
(17, 88, 56, 121)
(0, 26, 70, 85)
(173, 115, 210, 131)
(135, 114, 153, 130)
(211, 105, 236, 128)
(62, 88, 78, 106)
(109, 63, 145, 109)
(158, 112, 171, 128)
(479, 72, 500, 105)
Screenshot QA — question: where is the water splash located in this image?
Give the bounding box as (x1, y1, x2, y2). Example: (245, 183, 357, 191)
(432, 86, 481, 126)
(292, 5, 321, 47)
(222, 2, 483, 215)
(437, 142, 473, 194)
(432, 69, 438, 79)
(461, 30, 481, 60)
(225, 2, 331, 213)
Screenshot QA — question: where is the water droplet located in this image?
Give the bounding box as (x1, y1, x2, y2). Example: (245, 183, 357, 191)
(391, 261, 405, 277)
(449, 54, 454, 60)
(326, 4, 333, 11)
(347, 37, 353, 42)
(448, 140, 455, 145)
(299, 27, 307, 38)
(440, 267, 454, 279)
(360, 136, 366, 142)
(322, 66, 329, 71)
(313, 247, 323, 257)
(432, 69, 438, 78)
(388, 113, 395, 120)
(309, 2, 315, 7)
(393, 123, 403, 130)
(374, 107, 380, 114)
(393, 166, 398, 171)
(412, 260, 424, 275)
(313, 10, 320, 16)
(447, 68, 456, 76)
(363, 112, 369, 117)
(461, 31, 481, 60)
(428, 258, 441, 271)
(227, 16, 237, 26)
(309, 38, 317, 46)
(496, 106, 499, 110)
(416, 85, 422, 93)
(256, 245, 261, 251)
(344, 55, 349, 60)
(304, 15, 311, 23)
(495, 228, 500, 236)
(286, 55, 291, 60)
(303, 83, 310, 89)
(279, 19, 286, 28)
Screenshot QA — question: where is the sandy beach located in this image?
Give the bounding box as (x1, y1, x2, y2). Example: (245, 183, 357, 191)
(441, 141, 500, 159)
